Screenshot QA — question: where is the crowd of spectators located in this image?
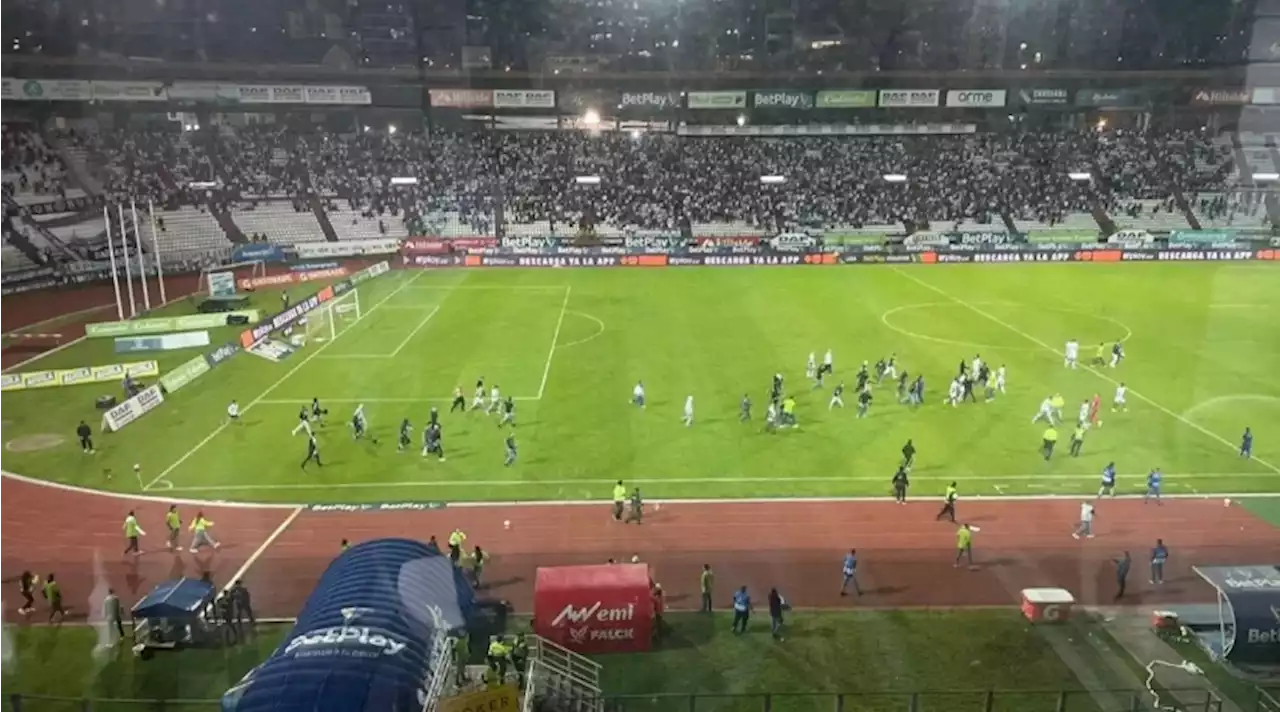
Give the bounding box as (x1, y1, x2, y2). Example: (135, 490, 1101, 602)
(1, 122, 1250, 249)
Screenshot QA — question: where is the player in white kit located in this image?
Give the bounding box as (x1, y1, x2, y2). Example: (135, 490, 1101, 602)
(1064, 339, 1080, 368)
(1032, 397, 1055, 424)
(486, 385, 501, 414)
(1078, 399, 1090, 426)
(806, 352, 817, 379)
(1112, 383, 1128, 412)
(947, 378, 962, 407)
(683, 395, 694, 426)
(994, 365, 1006, 394)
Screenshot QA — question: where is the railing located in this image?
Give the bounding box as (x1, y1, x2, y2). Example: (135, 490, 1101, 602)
(7, 687, 1237, 712)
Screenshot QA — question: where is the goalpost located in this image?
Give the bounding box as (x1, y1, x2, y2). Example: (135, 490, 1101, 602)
(303, 288, 362, 343)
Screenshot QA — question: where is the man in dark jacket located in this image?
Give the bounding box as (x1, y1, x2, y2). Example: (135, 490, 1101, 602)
(1113, 551, 1132, 600)
(768, 588, 785, 641)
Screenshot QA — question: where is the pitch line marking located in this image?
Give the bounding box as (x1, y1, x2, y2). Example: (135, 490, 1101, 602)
(880, 301, 1132, 354)
(219, 506, 303, 597)
(257, 396, 541, 405)
(405, 285, 568, 290)
(536, 286, 571, 401)
(142, 270, 426, 491)
(890, 267, 1280, 475)
(388, 305, 442, 357)
(555, 311, 606, 350)
(158, 471, 1278, 493)
(5, 467, 1276, 510)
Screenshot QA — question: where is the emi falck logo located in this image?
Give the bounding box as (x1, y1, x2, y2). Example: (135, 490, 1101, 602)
(569, 626, 590, 644)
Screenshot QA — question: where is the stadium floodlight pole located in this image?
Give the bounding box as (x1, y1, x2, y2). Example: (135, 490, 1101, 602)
(131, 199, 152, 312)
(102, 204, 125, 320)
(149, 200, 167, 304)
(117, 203, 138, 318)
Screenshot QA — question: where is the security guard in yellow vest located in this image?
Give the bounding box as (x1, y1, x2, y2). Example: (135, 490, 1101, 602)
(487, 635, 511, 677)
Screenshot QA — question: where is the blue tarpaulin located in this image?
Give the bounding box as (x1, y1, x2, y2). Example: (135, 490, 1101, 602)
(131, 578, 215, 620)
(221, 538, 475, 712)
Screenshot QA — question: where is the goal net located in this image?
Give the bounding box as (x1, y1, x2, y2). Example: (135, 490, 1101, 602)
(304, 288, 362, 343)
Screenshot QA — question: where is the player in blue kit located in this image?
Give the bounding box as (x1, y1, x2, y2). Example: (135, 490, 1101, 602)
(1143, 469, 1162, 505)
(1097, 462, 1117, 498)
(1240, 427, 1253, 459)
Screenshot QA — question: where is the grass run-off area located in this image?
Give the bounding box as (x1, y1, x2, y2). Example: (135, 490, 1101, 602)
(2, 611, 1151, 712)
(2, 263, 1278, 504)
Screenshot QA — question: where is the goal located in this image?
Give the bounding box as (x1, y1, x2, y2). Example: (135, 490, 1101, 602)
(304, 288, 362, 343)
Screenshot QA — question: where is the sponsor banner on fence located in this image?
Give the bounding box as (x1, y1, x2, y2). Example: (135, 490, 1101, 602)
(687, 91, 748, 109)
(4, 78, 92, 101)
(206, 341, 242, 368)
(769, 233, 818, 251)
(561, 90, 618, 112)
(401, 237, 498, 253)
(752, 90, 815, 110)
(85, 312, 260, 338)
(238, 267, 348, 290)
(1168, 230, 1247, 248)
(618, 92, 680, 110)
(946, 90, 1007, 108)
(1075, 88, 1147, 108)
(2, 360, 160, 392)
(815, 90, 877, 108)
(1018, 88, 1070, 105)
(290, 261, 341, 272)
(239, 286, 335, 347)
(89, 81, 167, 102)
(1106, 229, 1155, 247)
(247, 339, 297, 362)
(952, 231, 1027, 246)
(115, 331, 212, 354)
(1191, 88, 1250, 106)
(429, 89, 494, 108)
(158, 355, 212, 394)
(294, 239, 400, 259)
(878, 89, 940, 108)
(677, 123, 975, 137)
(493, 89, 556, 108)
(102, 385, 165, 432)
(694, 236, 763, 248)
(232, 244, 287, 263)
(1252, 88, 1280, 105)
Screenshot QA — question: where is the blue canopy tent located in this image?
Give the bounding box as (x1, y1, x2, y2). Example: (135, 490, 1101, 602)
(221, 538, 476, 712)
(130, 577, 217, 653)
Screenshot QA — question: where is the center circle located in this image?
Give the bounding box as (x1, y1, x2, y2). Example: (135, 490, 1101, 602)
(880, 302, 1132, 353)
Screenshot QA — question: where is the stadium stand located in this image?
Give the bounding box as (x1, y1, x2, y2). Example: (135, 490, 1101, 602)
(3, 122, 1270, 268)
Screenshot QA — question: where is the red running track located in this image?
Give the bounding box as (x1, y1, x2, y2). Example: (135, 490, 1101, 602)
(4, 473, 1276, 621)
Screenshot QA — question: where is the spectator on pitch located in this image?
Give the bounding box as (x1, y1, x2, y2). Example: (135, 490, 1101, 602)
(1072, 501, 1096, 540)
(103, 588, 124, 647)
(892, 465, 910, 504)
(840, 549, 862, 597)
(731, 585, 752, 634)
(1150, 539, 1170, 585)
(699, 564, 714, 612)
(469, 546, 488, 588)
(231, 580, 255, 633)
(651, 583, 666, 642)
(426, 536, 440, 554)
(767, 588, 785, 641)
(1113, 552, 1132, 600)
(625, 487, 644, 524)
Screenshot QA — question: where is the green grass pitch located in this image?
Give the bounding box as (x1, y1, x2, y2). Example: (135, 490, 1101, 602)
(3, 263, 1278, 503)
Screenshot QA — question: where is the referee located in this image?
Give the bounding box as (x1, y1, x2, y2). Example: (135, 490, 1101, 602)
(76, 420, 94, 454)
(935, 482, 958, 522)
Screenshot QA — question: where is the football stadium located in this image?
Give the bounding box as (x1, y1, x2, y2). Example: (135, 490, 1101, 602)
(2, 2, 1280, 710)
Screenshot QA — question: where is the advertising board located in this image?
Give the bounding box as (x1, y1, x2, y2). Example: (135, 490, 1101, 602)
(493, 89, 555, 108)
(158, 355, 212, 394)
(239, 286, 335, 347)
(533, 564, 652, 654)
(687, 91, 748, 109)
(1, 360, 160, 392)
(815, 90, 877, 108)
(101, 385, 165, 432)
(114, 331, 211, 354)
(752, 90, 814, 109)
(945, 90, 1007, 107)
(401, 237, 497, 253)
(1017, 88, 1070, 105)
(237, 267, 348, 291)
(878, 90, 940, 108)
(428, 89, 494, 108)
(207, 271, 237, 298)
(85, 311, 261, 338)
(294, 239, 400, 259)
(619, 92, 679, 109)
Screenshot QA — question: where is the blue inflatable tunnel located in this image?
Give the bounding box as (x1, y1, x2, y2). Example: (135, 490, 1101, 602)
(221, 538, 475, 712)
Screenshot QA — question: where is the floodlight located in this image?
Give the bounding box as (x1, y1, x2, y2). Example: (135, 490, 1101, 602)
(575, 175, 602, 185)
(1067, 172, 1092, 181)
(882, 174, 908, 183)
(1253, 172, 1279, 182)
(736, 115, 747, 126)
(759, 175, 786, 184)
(583, 109, 601, 126)
(390, 177, 419, 185)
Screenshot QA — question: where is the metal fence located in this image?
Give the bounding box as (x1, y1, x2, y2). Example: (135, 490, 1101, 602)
(6, 688, 1237, 712)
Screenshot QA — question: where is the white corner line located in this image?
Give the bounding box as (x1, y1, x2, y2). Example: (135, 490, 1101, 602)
(535, 285, 571, 401)
(219, 506, 304, 596)
(889, 267, 1280, 475)
(142, 270, 425, 491)
(388, 305, 442, 358)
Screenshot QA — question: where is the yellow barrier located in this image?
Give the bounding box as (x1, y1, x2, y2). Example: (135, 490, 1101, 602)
(0, 360, 160, 392)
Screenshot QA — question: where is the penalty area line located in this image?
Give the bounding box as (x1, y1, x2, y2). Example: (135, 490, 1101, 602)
(142, 270, 426, 491)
